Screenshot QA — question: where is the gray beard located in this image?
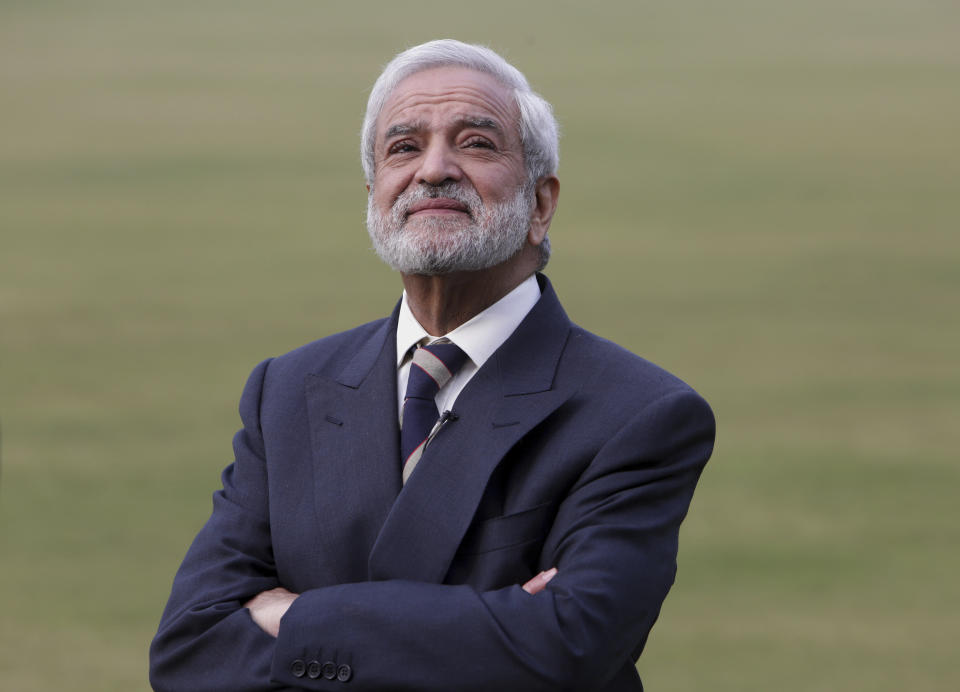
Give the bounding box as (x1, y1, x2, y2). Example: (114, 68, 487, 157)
(366, 181, 533, 276)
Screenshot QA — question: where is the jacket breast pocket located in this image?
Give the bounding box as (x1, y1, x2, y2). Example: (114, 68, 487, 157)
(460, 501, 558, 555)
(446, 501, 557, 589)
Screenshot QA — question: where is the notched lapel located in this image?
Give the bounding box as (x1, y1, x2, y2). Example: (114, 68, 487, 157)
(367, 383, 572, 584)
(368, 278, 577, 584)
(303, 316, 402, 585)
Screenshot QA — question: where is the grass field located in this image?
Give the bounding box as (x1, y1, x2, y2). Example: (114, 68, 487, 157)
(2, 1, 958, 690)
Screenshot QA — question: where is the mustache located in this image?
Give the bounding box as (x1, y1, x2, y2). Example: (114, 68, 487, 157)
(392, 183, 482, 219)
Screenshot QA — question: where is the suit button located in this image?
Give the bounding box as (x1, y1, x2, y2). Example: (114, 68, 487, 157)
(337, 664, 353, 682)
(290, 659, 306, 678)
(307, 660, 322, 679)
(322, 661, 337, 680)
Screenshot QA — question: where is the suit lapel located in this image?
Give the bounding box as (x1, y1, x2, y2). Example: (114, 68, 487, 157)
(303, 309, 402, 585)
(368, 277, 578, 583)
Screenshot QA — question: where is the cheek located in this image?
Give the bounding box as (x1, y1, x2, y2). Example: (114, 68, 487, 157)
(370, 184, 398, 214)
(373, 170, 410, 207)
(469, 165, 525, 203)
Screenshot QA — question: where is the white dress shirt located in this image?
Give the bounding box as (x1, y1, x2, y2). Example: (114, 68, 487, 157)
(395, 274, 541, 418)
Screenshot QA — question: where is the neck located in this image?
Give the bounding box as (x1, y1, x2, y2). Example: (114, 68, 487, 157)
(401, 249, 538, 335)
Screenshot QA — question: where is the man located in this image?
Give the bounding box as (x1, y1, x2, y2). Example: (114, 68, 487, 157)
(150, 39, 715, 691)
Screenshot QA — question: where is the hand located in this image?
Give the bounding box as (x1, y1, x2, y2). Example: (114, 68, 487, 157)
(244, 587, 299, 637)
(522, 567, 557, 595)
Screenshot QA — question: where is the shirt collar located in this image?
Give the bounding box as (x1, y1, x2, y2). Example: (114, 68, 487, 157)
(396, 274, 541, 369)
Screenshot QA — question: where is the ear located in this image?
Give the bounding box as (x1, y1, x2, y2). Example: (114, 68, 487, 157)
(527, 175, 560, 247)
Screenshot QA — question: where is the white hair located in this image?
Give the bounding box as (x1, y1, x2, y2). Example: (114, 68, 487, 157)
(360, 39, 558, 270)
(360, 39, 559, 187)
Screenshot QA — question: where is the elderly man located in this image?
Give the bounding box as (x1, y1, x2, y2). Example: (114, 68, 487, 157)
(150, 39, 715, 691)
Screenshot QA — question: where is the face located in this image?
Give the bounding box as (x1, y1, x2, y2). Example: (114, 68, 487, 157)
(366, 67, 534, 275)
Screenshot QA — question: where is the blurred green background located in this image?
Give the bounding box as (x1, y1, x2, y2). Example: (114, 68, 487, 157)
(2, 1, 958, 690)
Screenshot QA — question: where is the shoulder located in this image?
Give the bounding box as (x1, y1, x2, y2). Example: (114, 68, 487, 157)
(535, 274, 709, 412)
(279, 317, 390, 371)
(563, 323, 712, 417)
(246, 315, 393, 392)
(556, 325, 715, 483)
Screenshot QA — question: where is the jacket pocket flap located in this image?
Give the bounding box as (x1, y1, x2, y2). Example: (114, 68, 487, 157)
(459, 501, 557, 556)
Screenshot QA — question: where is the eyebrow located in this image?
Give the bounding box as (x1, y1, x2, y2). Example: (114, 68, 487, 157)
(382, 116, 504, 142)
(384, 121, 425, 139)
(457, 116, 503, 133)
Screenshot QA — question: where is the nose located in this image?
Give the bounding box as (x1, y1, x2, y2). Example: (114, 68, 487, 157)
(415, 140, 462, 187)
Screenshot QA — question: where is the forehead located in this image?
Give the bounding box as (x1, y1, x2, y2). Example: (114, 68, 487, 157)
(378, 66, 519, 141)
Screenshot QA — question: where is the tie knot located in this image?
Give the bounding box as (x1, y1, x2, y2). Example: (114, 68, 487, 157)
(406, 339, 468, 400)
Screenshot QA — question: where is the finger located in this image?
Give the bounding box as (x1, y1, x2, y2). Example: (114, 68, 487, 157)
(523, 567, 557, 594)
(522, 567, 558, 595)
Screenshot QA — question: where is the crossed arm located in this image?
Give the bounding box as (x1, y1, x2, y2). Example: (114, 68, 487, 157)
(150, 360, 715, 691)
(244, 568, 558, 638)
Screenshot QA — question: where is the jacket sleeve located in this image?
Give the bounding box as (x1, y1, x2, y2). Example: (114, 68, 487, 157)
(270, 388, 716, 692)
(151, 357, 715, 692)
(150, 358, 298, 692)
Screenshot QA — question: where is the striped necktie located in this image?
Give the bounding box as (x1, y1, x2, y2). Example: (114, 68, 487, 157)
(400, 339, 468, 483)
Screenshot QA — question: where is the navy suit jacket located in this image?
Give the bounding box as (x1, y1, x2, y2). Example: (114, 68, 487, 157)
(150, 275, 715, 691)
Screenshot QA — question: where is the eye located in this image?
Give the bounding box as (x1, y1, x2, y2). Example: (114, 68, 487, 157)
(387, 140, 418, 155)
(462, 137, 495, 150)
